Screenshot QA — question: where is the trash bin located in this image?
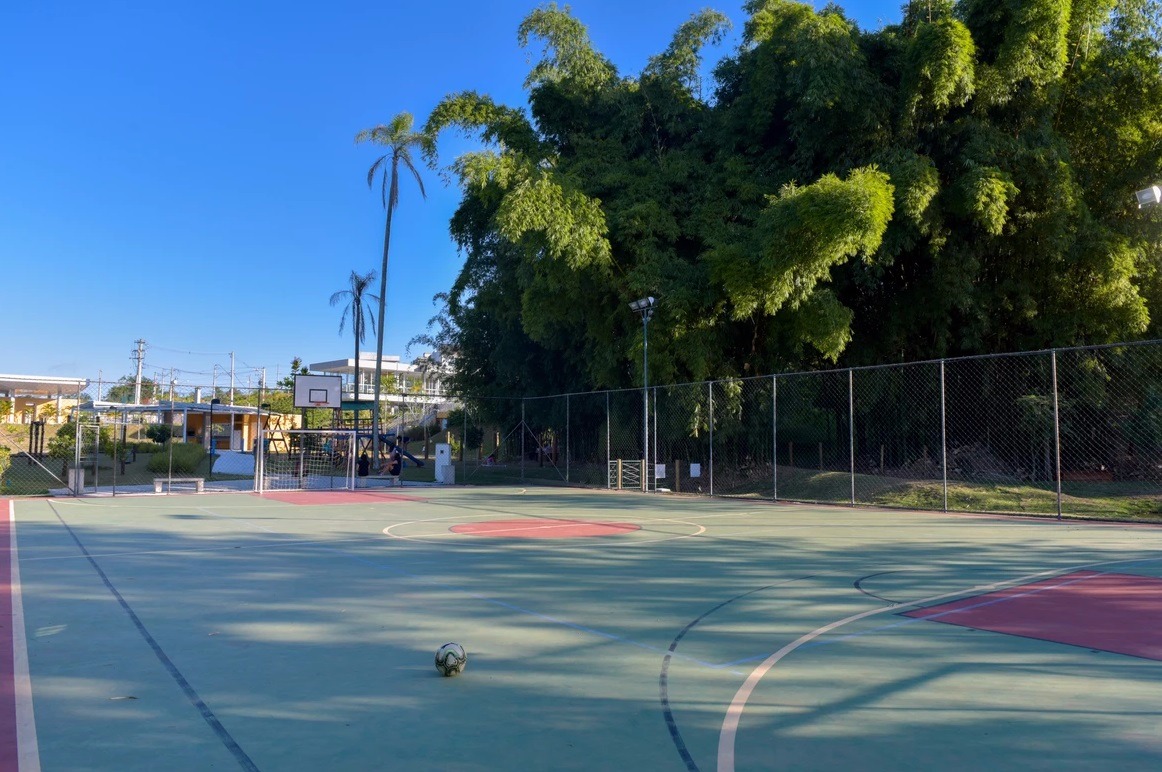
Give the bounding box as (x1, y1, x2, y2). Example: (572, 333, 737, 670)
(67, 467, 85, 494)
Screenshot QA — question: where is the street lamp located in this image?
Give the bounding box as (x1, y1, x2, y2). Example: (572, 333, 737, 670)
(208, 398, 221, 481)
(629, 296, 656, 483)
(1136, 185, 1161, 208)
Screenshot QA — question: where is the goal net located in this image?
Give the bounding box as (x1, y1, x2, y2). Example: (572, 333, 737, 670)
(257, 429, 356, 492)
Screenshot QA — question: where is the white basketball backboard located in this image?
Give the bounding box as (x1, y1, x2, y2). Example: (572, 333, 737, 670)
(293, 374, 342, 409)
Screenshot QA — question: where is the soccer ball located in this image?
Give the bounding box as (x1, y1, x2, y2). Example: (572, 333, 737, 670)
(435, 642, 467, 677)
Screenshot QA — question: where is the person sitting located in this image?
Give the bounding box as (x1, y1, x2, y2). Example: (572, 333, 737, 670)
(357, 451, 370, 486)
(388, 444, 403, 485)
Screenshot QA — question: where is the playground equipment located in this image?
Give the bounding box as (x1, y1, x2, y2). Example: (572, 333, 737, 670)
(353, 432, 426, 468)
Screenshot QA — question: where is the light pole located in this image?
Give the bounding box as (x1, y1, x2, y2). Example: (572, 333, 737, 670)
(208, 398, 220, 481)
(629, 297, 656, 483)
(1136, 185, 1161, 209)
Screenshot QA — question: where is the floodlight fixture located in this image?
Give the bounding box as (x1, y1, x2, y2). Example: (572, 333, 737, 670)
(629, 296, 656, 320)
(1137, 185, 1162, 209)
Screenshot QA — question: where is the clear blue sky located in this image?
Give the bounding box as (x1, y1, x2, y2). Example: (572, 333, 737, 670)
(0, 0, 899, 396)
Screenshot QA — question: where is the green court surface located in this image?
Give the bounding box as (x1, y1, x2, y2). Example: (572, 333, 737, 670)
(9, 488, 1162, 770)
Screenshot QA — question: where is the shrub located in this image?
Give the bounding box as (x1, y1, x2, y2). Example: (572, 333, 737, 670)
(147, 443, 206, 474)
(0, 446, 10, 486)
(145, 425, 173, 444)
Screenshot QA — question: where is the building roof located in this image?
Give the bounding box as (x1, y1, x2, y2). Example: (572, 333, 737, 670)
(309, 356, 414, 375)
(79, 400, 267, 415)
(0, 374, 89, 397)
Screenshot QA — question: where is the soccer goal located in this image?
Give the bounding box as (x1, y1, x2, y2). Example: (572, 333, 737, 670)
(257, 429, 357, 492)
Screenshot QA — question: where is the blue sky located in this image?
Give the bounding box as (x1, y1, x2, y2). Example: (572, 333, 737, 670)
(0, 0, 899, 395)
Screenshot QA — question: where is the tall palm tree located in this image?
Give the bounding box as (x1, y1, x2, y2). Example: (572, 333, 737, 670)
(329, 269, 378, 435)
(356, 112, 434, 467)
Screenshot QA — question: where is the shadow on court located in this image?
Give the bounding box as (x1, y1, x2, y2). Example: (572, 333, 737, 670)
(11, 489, 1162, 770)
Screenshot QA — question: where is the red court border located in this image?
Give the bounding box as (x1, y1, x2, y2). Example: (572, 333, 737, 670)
(903, 570, 1162, 661)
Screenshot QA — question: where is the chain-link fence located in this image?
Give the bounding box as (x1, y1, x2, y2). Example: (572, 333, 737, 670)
(444, 341, 1162, 519)
(5, 341, 1162, 518)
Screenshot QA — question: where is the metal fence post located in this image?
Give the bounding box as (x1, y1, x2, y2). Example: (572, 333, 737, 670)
(652, 386, 657, 490)
(566, 393, 570, 483)
(73, 415, 81, 496)
(940, 359, 948, 512)
(709, 381, 714, 496)
(521, 398, 526, 483)
(606, 391, 610, 471)
(848, 369, 855, 506)
(772, 374, 778, 501)
(1051, 350, 1062, 520)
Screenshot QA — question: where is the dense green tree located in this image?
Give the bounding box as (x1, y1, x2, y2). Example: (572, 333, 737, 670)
(417, 0, 1162, 407)
(105, 376, 160, 404)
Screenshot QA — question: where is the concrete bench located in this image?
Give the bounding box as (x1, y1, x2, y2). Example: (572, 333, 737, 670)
(363, 474, 402, 488)
(154, 477, 205, 493)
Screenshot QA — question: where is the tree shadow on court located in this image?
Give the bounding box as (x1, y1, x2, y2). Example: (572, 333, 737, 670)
(12, 495, 1162, 770)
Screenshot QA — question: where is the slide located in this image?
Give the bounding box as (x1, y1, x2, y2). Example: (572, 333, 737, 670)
(378, 434, 426, 468)
(353, 432, 427, 467)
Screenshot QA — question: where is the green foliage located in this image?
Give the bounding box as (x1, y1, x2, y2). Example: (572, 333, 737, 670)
(105, 376, 160, 404)
(144, 424, 173, 444)
(147, 443, 206, 474)
(414, 0, 1162, 403)
(47, 421, 113, 461)
(900, 17, 975, 122)
(0, 446, 10, 484)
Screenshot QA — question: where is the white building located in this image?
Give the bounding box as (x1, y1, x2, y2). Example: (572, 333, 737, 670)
(308, 353, 454, 428)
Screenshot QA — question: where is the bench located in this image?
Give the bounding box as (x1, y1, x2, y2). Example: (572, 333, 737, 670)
(154, 477, 205, 493)
(363, 474, 402, 488)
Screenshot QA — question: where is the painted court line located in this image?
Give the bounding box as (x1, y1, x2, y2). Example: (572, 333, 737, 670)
(197, 506, 740, 673)
(20, 535, 380, 563)
(46, 502, 258, 771)
(716, 553, 1162, 772)
(2, 501, 40, 771)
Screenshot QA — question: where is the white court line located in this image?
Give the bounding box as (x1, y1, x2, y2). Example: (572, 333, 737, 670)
(716, 552, 1162, 772)
(9, 501, 41, 771)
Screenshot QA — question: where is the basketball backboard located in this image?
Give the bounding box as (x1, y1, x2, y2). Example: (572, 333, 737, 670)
(293, 374, 342, 409)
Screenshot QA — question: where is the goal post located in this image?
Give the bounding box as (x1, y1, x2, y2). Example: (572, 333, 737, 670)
(257, 428, 357, 492)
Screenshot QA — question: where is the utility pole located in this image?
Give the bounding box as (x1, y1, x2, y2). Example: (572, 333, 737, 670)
(97, 370, 103, 402)
(229, 351, 235, 405)
(132, 339, 146, 404)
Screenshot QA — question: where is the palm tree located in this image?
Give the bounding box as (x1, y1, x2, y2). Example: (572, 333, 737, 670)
(356, 112, 434, 467)
(329, 269, 378, 435)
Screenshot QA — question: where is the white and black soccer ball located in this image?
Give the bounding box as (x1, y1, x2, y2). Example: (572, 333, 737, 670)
(435, 642, 467, 677)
